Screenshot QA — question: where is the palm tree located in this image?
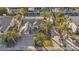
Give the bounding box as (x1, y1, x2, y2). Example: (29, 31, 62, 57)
(56, 14, 65, 22)
(42, 21, 53, 48)
(43, 21, 52, 33)
(33, 32, 45, 47)
(55, 14, 70, 48)
(20, 7, 28, 16)
(55, 14, 67, 32)
(41, 12, 52, 21)
(19, 7, 28, 26)
(34, 31, 53, 49)
(40, 8, 52, 20)
(1, 29, 17, 47)
(58, 8, 64, 12)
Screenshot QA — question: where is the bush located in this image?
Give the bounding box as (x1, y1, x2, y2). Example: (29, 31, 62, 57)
(0, 8, 7, 16)
(1, 30, 17, 47)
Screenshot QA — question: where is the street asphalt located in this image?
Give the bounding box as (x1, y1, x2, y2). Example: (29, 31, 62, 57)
(0, 16, 79, 51)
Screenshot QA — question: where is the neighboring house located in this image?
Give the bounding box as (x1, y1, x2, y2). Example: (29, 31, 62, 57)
(6, 7, 79, 16)
(73, 8, 79, 13)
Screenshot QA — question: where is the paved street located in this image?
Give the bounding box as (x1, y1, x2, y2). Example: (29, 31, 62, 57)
(0, 16, 79, 51)
(0, 16, 46, 51)
(0, 16, 35, 50)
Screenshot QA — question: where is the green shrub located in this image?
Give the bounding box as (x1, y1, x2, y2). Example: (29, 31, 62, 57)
(1, 30, 17, 47)
(0, 8, 7, 16)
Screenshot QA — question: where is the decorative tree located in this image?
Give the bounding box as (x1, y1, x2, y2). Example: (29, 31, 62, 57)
(55, 14, 67, 33)
(43, 21, 53, 48)
(41, 12, 52, 20)
(55, 14, 70, 48)
(0, 28, 21, 47)
(19, 7, 28, 25)
(56, 14, 65, 22)
(33, 31, 53, 48)
(33, 32, 45, 47)
(33, 21, 53, 48)
(40, 8, 52, 20)
(20, 7, 28, 16)
(43, 21, 52, 33)
(1, 29, 17, 47)
(58, 8, 64, 12)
